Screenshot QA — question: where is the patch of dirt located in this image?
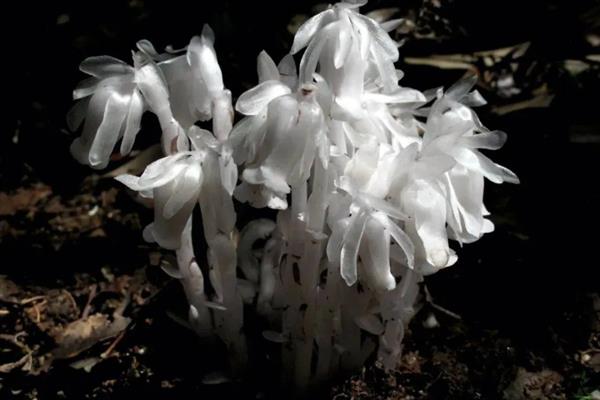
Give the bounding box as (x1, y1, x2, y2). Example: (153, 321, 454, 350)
(331, 296, 600, 399)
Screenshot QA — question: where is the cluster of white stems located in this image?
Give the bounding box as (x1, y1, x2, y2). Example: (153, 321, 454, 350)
(68, 0, 518, 390)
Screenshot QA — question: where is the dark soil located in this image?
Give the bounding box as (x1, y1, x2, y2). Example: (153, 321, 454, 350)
(4, 0, 600, 398)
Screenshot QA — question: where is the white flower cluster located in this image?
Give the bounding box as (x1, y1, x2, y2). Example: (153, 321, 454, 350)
(68, 0, 518, 389)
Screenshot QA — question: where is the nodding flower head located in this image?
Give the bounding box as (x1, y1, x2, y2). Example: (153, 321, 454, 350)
(236, 85, 327, 209)
(116, 149, 205, 249)
(68, 55, 142, 169)
(69, 24, 233, 169)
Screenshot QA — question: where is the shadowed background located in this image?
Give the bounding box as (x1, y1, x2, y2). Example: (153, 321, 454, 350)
(3, 0, 600, 398)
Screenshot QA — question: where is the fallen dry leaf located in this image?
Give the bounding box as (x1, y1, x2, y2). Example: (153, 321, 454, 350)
(491, 94, 555, 115)
(0, 184, 52, 217)
(0, 354, 30, 373)
(404, 56, 477, 71)
(52, 313, 130, 359)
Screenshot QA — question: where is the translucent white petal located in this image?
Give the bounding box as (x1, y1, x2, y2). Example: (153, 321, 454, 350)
(229, 114, 267, 164)
(340, 209, 368, 286)
(291, 8, 335, 54)
(201, 24, 216, 44)
(286, 95, 322, 186)
(187, 31, 224, 96)
(199, 154, 237, 237)
(278, 54, 298, 89)
(334, 18, 353, 69)
(235, 80, 291, 116)
(116, 155, 188, 191)
(152, 180, 197, 249)
(66, 98, 90, 132)
(219, 150, 238, 196)
(257, 50, 280, 83)
(120, 90, 144, 155)
(163, 163, 203, 219)
(136, 39, 162, 60)
(73, 77, 100, 100)
(342, 0, 367, 8)
(404, 182, 450, 268)
(158, 55, 200, 128)
(445, 167, 486, 240)
(188, 126, 219, 151)
(356, 14, 400, 61)
(413, 154, 456, 180)
(369, 40, 399, 92)
(462, 90, 487, 107)
(380, 18, 404, 33)
(374, 213, 415, 269)
(135, 60, 171, 119)
(350, 12, 371, 60)
(361, 219, 395, 291)
(364, 88, 426, 104)
(88, 93, 131, 168)
(250, 95, 298, 167)
(299, 23, 336, 84)
(362, 195, 407, 221)
(332, 96, 366, 121)
(71, 77, 132, 166)
(460, 130, 507, 150)
(475, 153, 520, 184)
(453, 148, 519, 184)
(79, 56, 133, 78)
(446, 75, 478, 100)
(212, 90, 233, 141)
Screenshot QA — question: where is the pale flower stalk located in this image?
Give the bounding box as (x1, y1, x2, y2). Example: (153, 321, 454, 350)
(67, 0, 518, 392)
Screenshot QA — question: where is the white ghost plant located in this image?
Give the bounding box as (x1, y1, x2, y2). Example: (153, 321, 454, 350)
(68, 1, 518, 392)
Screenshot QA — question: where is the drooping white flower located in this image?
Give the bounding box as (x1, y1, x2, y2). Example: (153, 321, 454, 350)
(133, 51, 189, 154)
(68, 48, 191, 168)
(230, 51, 297, 165)
(373, 141, 457, 274)
(185, 25, 233, 142)
(68, 56, 143, 169)
(147, 25, 234, 141)
(114, 125, 237, 250)
(293, 0, 404, 119)
(235, 84, 327, 209)
(115, 149, 204, 249)
(420, 76, 519, 245)
(347, 83, 426, 150)
(326, 143, 415, 291)
(422, 78, 518, 185)
(228, 51, 297, 210)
